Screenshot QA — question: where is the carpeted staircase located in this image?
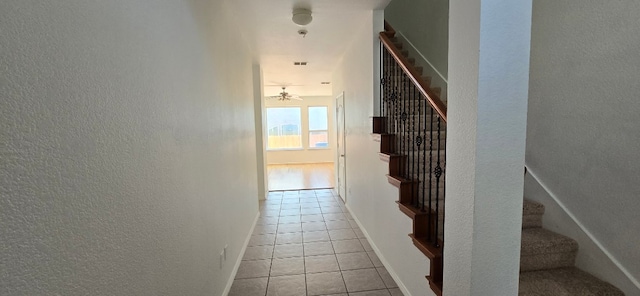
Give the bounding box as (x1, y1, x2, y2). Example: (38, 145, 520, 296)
(519, 199, 624, 295)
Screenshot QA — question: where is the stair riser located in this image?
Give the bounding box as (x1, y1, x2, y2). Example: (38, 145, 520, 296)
(522, 214, 543, 229)
(520, 252, 577, 272)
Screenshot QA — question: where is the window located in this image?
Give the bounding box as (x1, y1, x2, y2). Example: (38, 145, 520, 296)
(308, 106, 329, 148)
(266, 107, 302, 150)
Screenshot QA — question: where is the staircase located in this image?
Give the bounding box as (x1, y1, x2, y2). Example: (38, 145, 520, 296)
(519, 199, 624, 295)
(375, 21, 625, 296)
(375, 21, 448, 295)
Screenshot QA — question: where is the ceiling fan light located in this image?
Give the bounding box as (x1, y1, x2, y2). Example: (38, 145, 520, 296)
(292, 8, 312, 26)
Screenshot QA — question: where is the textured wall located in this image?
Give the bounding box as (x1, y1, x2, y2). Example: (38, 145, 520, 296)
(0, 1, 259, 295)
(526, 0, 640, 292)
(445, 1, 532, 295)
(384, 0, 449, 78)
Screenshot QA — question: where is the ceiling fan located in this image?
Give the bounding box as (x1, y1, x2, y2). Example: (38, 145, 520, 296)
(267, 87, 302, 101)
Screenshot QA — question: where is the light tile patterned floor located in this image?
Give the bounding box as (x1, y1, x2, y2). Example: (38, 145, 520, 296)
(230, 189, 404, 296)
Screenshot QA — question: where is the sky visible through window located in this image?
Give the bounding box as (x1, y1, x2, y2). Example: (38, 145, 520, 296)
(308, 107, 328, 131)
(267, 107, 301, 130)
(267, 107, 302, 149)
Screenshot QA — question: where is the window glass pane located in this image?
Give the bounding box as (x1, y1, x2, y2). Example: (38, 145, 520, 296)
(309, 131, 329, 148)
(266, 107, 302, 149)
(308, 107, 328, 131)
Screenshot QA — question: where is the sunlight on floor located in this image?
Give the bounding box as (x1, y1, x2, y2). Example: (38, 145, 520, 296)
(268, 163, 335, 191)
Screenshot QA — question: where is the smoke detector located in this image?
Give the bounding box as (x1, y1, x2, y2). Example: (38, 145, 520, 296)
(292, 8, 312, 26)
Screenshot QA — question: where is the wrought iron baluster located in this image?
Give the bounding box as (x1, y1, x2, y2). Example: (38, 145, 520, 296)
(428, 106, 434, 241)
(401, 73, 407, 179)
(394, 59, 400, 153)
(379, 42, 383, 118)
(417, 89, 425, 212)
(434, 116, 442, 248)
(411, 84, 417, 208)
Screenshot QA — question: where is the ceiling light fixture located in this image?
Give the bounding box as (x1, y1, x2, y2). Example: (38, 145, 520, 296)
(267, 87, 302, 101)
(292, 8, 312, 26)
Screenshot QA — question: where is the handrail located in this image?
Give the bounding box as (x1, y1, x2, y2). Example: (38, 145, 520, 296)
(379, 32, 447, 122)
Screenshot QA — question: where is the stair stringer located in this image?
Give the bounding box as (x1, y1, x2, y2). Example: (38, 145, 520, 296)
(376, 125, 444, 296)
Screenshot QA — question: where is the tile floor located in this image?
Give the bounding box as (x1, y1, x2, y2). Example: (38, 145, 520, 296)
(229, 189, 404, 296)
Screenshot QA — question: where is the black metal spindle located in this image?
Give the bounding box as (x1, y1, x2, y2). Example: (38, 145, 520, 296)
(394, 61, 400, 153)
(411, 84, 417, 208)
(408, 83, 419, 207)
(401, 73, 406, 179)
(382, 46, 387, 132)
(434, 116, 442, 248)
(428, 106, 434, 241)
(379, 42, 383, 118)
(417, 89, 424, 212)
(384, 46, 390, 133)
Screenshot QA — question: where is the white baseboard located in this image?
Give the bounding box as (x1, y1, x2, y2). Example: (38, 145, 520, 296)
(222, 211, 260, 296)
(344, 203, 414, 296)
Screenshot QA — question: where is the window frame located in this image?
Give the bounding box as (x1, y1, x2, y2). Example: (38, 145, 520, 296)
(307, 105, 330, 150)
(265, 106, 304, 151)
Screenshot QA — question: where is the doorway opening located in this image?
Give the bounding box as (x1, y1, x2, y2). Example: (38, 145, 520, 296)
(263, 96, 336, 191)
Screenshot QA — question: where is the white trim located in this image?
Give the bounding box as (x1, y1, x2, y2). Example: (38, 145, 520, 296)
(525, 165, 640, 290)
(345, 203, 414, 296)
(397, 31, 448, 84)
(222, 211, 261, 296)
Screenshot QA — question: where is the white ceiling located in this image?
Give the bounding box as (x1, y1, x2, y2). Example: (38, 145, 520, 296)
(227, 0, 390, 97)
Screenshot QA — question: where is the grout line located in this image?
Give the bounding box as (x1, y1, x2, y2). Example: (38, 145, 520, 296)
(263, 200, 280, 296)
(301, 206, 309, 296)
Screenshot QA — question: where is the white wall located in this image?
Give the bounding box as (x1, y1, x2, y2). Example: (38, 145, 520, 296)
(0, 1, 258, 295)
(384, 0, 449, 78)
(252, 65, 268, 199)
(526, 1, 640, 294)
(445, 1, 531, 295)
(264, 96, 335, 164)
(332, 10, 432, 296)
(384, 0, 449, 102)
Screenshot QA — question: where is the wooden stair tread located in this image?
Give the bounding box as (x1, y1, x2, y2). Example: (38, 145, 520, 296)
(386, 174, 418, 188)
(426, 276, 443, 296)
(409, 234, 442, 260)
(378, 152, 404, 163)
(396, 201, 431, 218)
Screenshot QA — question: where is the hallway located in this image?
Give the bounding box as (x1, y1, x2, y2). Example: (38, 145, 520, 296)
(229, 189, 403, 296)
